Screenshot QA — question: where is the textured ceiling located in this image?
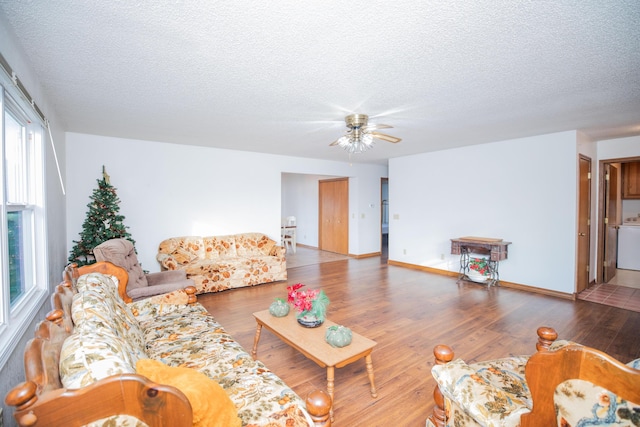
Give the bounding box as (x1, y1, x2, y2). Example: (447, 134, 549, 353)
(1, 1, 639, 165)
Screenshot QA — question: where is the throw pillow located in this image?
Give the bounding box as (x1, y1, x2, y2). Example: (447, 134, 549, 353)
(171, 248, 195, 265)
(136, 359, 241, 427)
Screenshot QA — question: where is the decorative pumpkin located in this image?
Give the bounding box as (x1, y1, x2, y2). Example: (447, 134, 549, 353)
(269, 298, 290, 317)
(325, 325, 352, 348)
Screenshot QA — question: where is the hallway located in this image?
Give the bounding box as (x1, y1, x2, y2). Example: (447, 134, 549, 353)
(577, 269, 640, 313)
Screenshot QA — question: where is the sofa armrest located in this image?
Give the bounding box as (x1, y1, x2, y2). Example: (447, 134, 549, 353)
(127, 280, 194, 301)
(270, 245, 286, 257)
(5, 374, 193, 427)
(521, 344, 640, 427)
(146, 270, 188, 285)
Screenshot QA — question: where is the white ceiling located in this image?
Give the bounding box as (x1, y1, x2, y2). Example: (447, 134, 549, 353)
(1, 1, 639, 165)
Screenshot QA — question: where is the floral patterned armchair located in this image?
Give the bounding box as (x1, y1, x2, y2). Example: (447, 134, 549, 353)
(427, 327, 640, 427)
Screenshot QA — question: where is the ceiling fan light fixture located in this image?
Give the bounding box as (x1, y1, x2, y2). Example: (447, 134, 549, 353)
(329, 113, 400, 155)
(336, 133, 374, 154)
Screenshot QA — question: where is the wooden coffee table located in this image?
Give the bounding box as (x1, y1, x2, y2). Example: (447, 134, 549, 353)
(251, 309, 377, 421)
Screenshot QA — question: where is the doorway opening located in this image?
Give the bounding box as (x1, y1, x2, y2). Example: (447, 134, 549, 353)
(381, 177, 388, 262)
(597, 156, 640, 285)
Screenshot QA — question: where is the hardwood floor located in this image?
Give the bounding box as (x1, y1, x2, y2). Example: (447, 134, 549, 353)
(284, 245, 352, 269)
(198, 252, 640, 427)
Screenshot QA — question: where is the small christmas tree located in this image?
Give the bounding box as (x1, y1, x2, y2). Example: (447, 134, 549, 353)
(68, 166, 136, 266)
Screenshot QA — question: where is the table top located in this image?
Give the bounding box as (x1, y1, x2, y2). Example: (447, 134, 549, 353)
(451, 237, 512, 245)
(253, 309, 376, 368)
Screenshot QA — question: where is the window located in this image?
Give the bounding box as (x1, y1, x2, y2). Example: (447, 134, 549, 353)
(0, 79, 47, 368)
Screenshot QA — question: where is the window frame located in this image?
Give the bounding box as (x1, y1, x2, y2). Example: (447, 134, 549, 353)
(0, 76, 48, 369)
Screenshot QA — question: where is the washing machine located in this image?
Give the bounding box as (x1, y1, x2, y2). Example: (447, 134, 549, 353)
(617, 225, 640, 270)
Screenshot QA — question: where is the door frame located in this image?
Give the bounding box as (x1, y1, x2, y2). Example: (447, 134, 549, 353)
(381, 177, 388, 253)
(577, 155, 591, 293)
(597, 155, 640, 283)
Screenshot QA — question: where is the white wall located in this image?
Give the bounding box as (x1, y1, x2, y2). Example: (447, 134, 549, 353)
(389, 131, 578, 294)
(597, 135, 640, 160)
(66, 133, 388, 270)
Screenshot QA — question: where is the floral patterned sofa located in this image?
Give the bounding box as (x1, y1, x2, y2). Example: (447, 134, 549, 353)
(157, 233, 287, 294)
(5, 262, 330, 427)
(427, 327, 640, 427)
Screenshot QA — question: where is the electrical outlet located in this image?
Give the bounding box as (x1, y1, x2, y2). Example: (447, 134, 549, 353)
(440, 253, 445, 260)
(361, 213, 365, 219)
(403, 249, 407, 255)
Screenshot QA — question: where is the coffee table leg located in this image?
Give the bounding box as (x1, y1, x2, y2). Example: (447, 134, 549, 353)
(365, 354, 378, 398)
(251, 323, 263, 360)
(327, 366, 335, 423)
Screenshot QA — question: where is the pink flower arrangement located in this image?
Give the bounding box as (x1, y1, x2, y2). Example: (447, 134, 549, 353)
(287, 283, 329, 317)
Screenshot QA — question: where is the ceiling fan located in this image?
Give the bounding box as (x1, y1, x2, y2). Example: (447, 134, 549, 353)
(330, 114, 401, 154)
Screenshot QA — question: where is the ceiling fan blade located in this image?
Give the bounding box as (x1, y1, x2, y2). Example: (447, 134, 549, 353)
(330, 129, 353, 146)
(363, 124, 393, 131)
(371, 132, 401, 143)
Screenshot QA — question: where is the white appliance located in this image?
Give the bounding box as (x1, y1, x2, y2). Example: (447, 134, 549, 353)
(617, 225, 640, 270)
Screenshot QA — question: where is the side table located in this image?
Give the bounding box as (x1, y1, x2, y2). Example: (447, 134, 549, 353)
(451, 237, 511, 286)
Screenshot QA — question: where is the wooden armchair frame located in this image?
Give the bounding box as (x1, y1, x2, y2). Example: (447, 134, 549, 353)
(521, 342, 640, 426)
(428, 326, 640, 427)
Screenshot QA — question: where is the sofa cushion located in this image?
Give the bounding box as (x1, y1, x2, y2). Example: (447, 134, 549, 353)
(71, 289, 146, 359)
(181, 259, 242, 276)
(432, 357, 531, 427)
(204, 235, 238, 259)
(554, 380, 640, 427)
(235, 233, 276, 256)
(74, 273, 146, 352)
(142, 311, 226, 358)
(59, 329, 138, 389)
(552, 358, 640, 427)
(128, 290, 209, 327)
(141, 315, 312, 426)
(136, 359, 241, 427)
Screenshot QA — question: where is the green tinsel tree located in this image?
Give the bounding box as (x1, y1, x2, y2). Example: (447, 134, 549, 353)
(68, 166, 136, 266)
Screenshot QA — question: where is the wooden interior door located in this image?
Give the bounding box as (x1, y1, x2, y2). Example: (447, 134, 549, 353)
(603, 163, 619, 283)
(319, 178, 349, 254)
(577, 156, 591, 292)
